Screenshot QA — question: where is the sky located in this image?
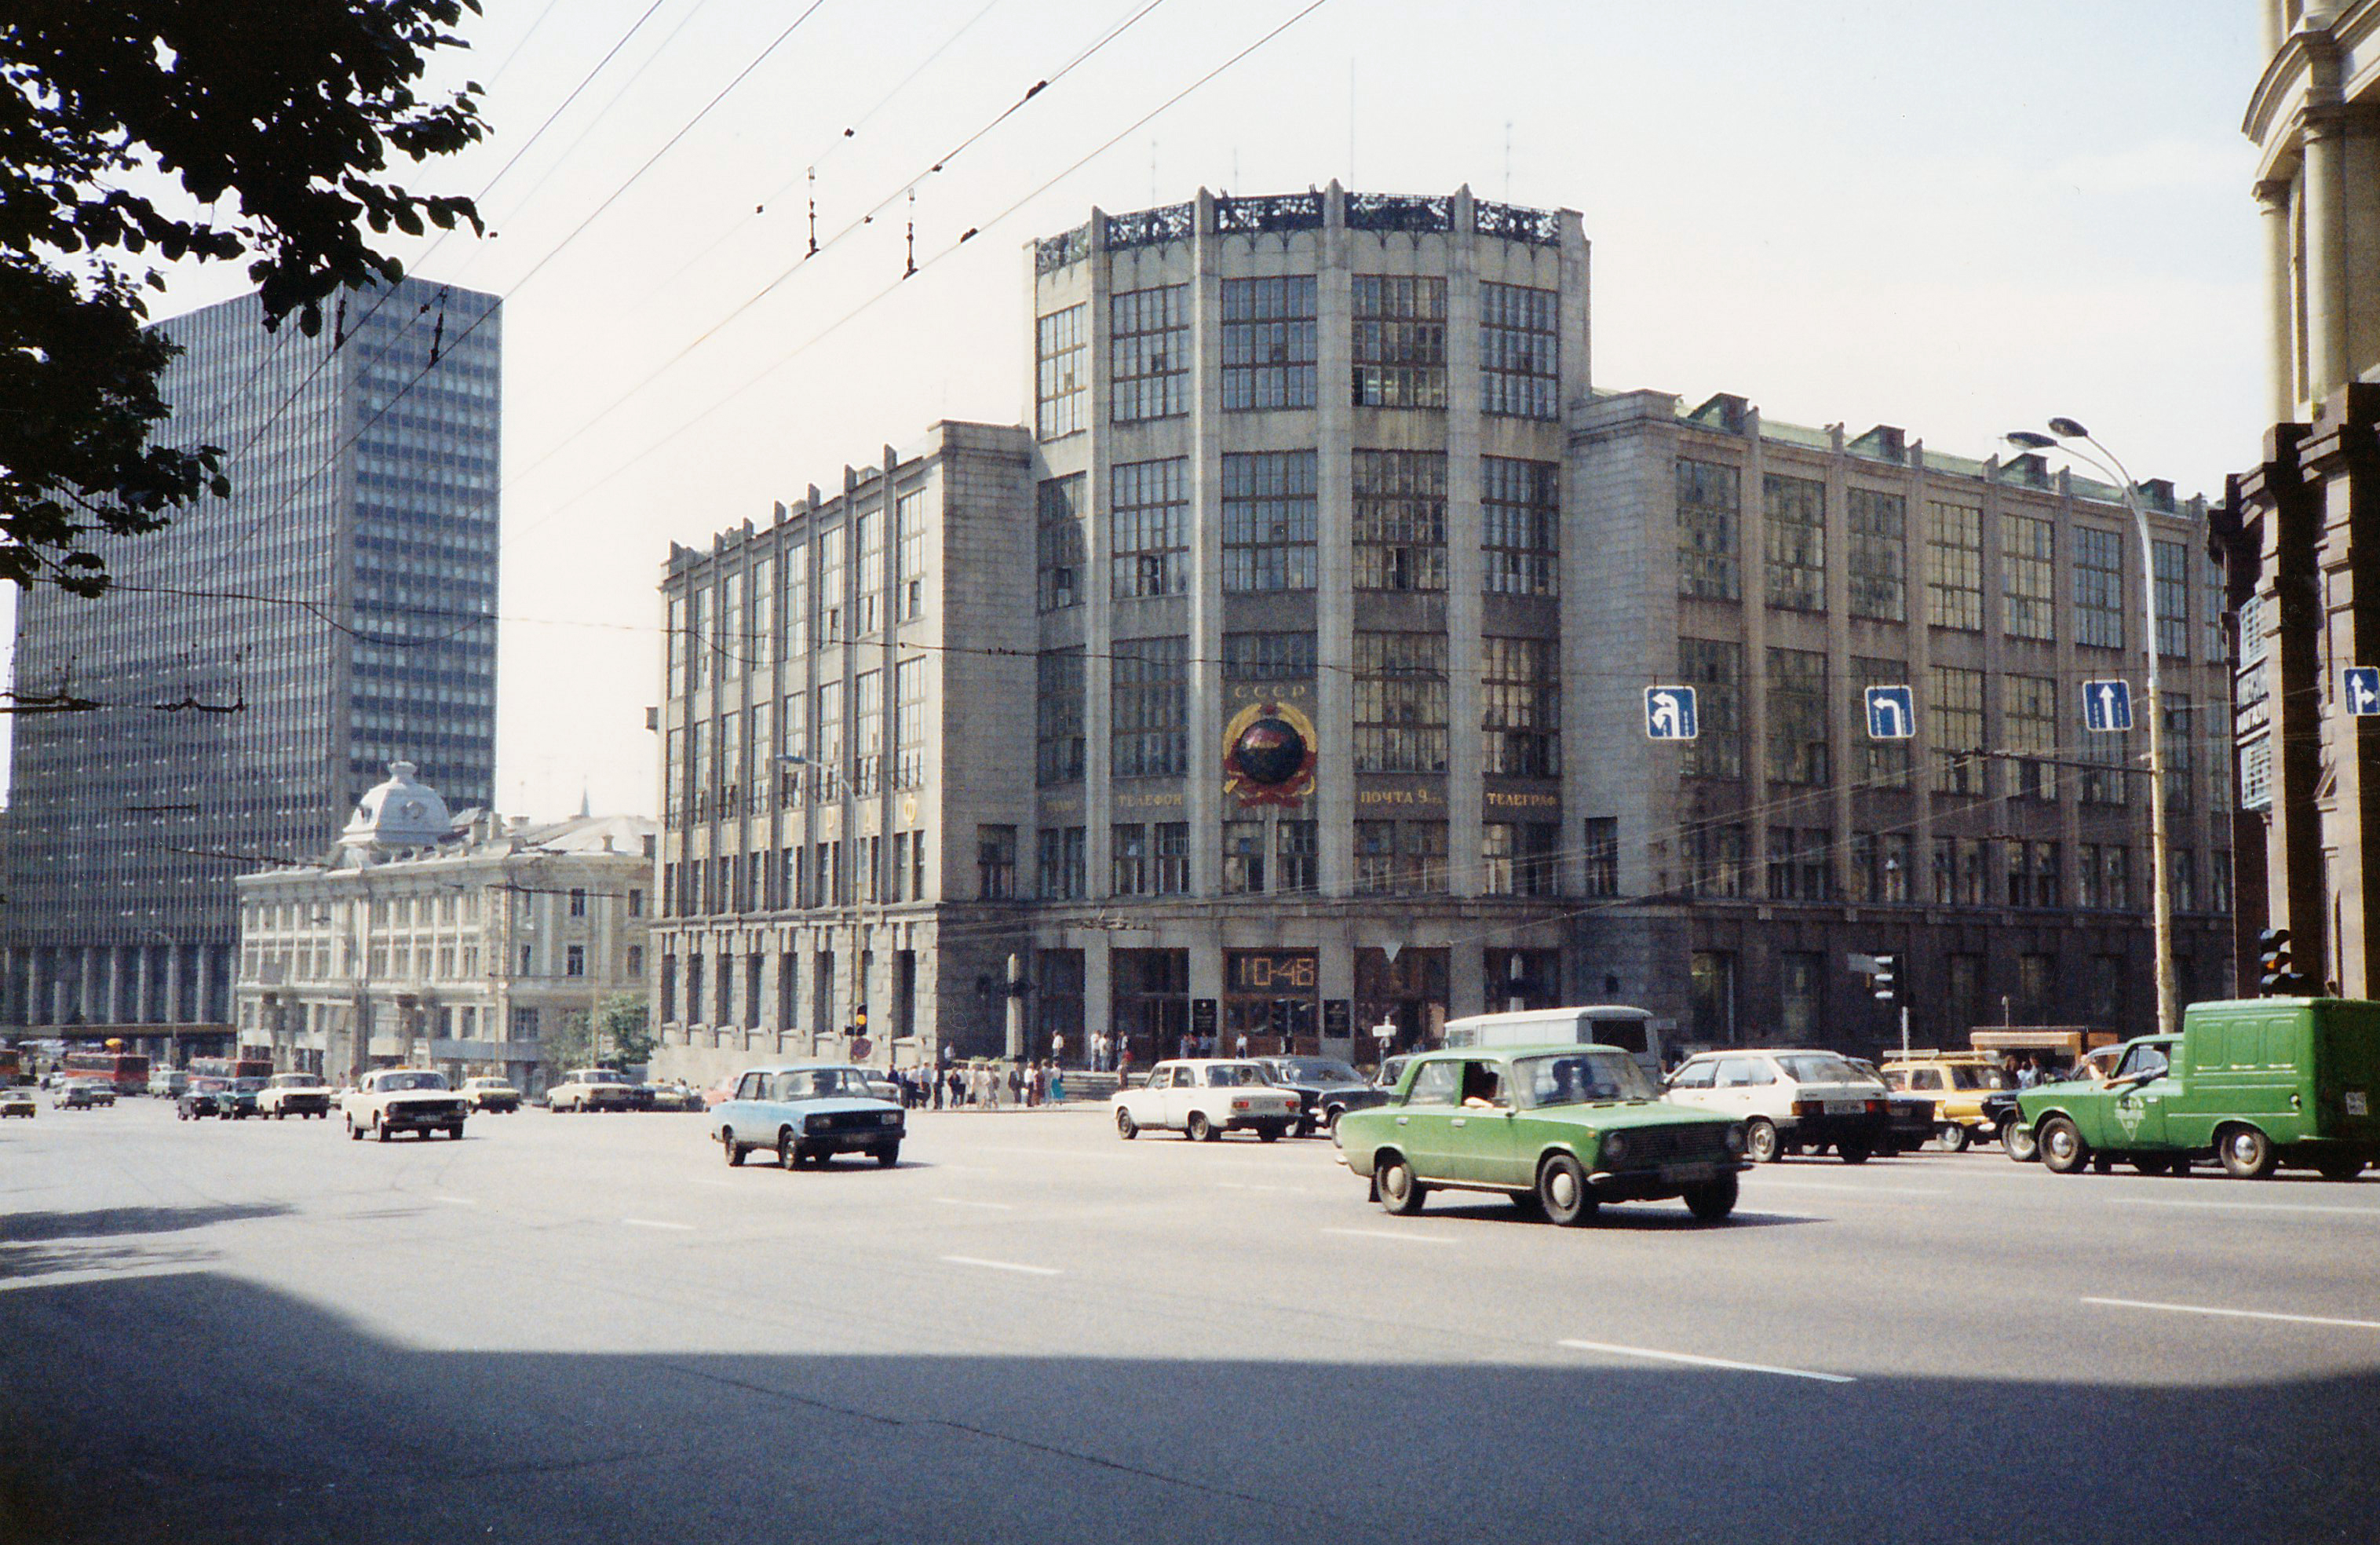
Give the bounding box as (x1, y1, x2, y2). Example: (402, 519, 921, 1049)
(6, 0, 2269, 820)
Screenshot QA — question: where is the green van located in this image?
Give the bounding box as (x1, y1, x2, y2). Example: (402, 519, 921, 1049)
(2016, 997, 2380, 1181)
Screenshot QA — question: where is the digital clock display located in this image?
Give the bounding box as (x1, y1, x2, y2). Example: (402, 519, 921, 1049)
(1226, 951, 1318, 992)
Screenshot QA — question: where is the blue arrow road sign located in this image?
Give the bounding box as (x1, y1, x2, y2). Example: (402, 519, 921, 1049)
(2082, 678, 2134, 733)
(1864, 685, 1915, 740)
(1644, 685, 1698, 741)
(2347, 667, 2380, 717)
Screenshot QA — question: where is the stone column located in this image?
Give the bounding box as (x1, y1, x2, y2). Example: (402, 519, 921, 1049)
(2302, 111, 2349, 404)
(104, 947, 124, 1025)
(163, 946, 184, 1025)
(1316, 181, 1356, 897)
(2258, 179, 2298, 422)
(1445, 186, 1486, 900)
(78, 946, 99, 1027)
(195, 944, 217, 1027)
(24, 948, 46, 1028)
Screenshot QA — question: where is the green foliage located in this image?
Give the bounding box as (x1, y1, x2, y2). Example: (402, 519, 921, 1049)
(0, 1, 487, 594)
(542, 1008, 593, 1075)
(599, 992, 655, 1069)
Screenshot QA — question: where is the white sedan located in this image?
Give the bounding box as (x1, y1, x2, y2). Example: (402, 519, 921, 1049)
(1112, 1059, 1301, 1143)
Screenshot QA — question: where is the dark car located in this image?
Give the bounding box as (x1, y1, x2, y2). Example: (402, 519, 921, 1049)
(177, 1078, 228, 1119)
(1849, 1058, 1936, 1156)
(1254, 1056, 1389, 1137)
(216, 1077, 267, 1119)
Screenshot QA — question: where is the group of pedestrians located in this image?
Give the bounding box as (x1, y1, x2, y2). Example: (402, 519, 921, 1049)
(895, 1059, 1067, 1111)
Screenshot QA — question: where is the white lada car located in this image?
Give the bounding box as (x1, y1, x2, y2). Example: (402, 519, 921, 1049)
(1112, 1059, 1301, 1143)
(1663, 1048, 1893, 1164)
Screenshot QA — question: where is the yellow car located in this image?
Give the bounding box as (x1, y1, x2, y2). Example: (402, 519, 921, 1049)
(1879, 1054, 2015, 1151)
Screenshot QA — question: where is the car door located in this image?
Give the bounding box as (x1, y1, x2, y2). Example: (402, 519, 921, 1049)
(1663, 1058, 1718, 1111)
(1710, 1057, 1776, 1119)
(721, 1071, 769, 1144)
(1443, 1059, 1522, 1185)
(1391, 1061, 1463, 1179)
(1162, 1065, 1207, 1130)
(2109, 1041, 2177, 1149)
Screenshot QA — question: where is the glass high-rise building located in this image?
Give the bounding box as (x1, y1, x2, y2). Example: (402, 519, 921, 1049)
(3, 276, 501, 1035)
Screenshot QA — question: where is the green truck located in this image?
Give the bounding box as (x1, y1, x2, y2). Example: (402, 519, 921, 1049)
(2017, 997, 2379, 1181)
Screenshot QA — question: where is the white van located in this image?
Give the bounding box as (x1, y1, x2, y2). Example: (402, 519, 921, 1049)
(1439, 1006, 1664, 1079)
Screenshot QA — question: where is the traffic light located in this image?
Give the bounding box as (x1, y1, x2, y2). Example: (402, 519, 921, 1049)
(852, 1005, 869, 1037)
(1872, 954, 1896, 1003)
(2256, 930, 2309, 995)
(1269, 999, 1292, 1038)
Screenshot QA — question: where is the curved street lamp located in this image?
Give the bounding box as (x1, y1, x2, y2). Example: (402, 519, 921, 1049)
(2005, 420, 2177, 1039)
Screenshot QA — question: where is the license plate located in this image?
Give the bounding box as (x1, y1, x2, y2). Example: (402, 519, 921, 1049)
(1660, 1162, 1718, 1184)
(1823, 1100, 1865, 1116)
(2349, 1091, 2371, 1117)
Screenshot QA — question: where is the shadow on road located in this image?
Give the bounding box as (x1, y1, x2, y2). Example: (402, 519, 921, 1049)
(0, 1201, 289, 1245)
(2, 1269, 2372, 1545)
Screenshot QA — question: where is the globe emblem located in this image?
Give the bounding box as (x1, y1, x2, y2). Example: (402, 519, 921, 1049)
(1233, 717, 1307, 786)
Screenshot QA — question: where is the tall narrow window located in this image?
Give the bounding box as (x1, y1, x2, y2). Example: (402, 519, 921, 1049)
(1111, 284, 1188, 422)
(1482, 456, 1557, 597)
(2075, 526, 2125, 649)
(1276, 820, 1318, 894)
(2164, 692, 2193, 813)
(1111, 458, 1189, 599)
(1154, 823, 1189, 894)
(893, 657, 925, 791)
(1352, 450, 1447, 593)
(1221, 821, 1265, 894)
(855, 511, 883, 637)
(1765, 648, 1829, 786)
(2002, 513, 2054, 641)
(1221, 276, 1317, 410)
(1480, 636, 1560, 777)
(852, 669, 882, 797)
(1036, 648, 1084, 786)
(1677, 459, 1741, 601)
(784, 541, 808, 658)
(813, 679, 842, 802)
(1678, 638, 1743, 780)
(1035, 304, 1087, 439)
(1583, 818, 1619, 897)
(1844, 487, 1904, 622)
(1763, 473, 1825, 611)
(1112, 824, 1148, 895)
(2153, 538, 2189, 659)
(816, 524, 846, 645)
(1926, 500, 1983, 630)
(2005, 674, 2058, 800)
(1036, 475, 1084, 612)
(1351, 275, 1447, 407)
(1927, 665, 1985, 795)
(1354, 631, 1449, 772)
(1479, 281, 1557, 419)
(1221, 451, 1317, 591)
(751, 557, 775, 668)
(895, 488, 926, 623)
(1112, 637, 1188, 778)
(721, 572, 743, 680)
(977, 825, 1017, 900)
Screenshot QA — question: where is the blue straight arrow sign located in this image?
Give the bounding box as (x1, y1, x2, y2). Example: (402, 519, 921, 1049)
(2081, 678, 2134, 733)
(2345, 666, 2380, 717)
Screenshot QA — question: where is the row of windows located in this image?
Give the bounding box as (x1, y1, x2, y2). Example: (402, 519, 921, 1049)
(663, 832, 930, 915)
(1679, 824, 2230, 914)
(1037, 276, 1561, 436)
(1677, 458, 2218, 657)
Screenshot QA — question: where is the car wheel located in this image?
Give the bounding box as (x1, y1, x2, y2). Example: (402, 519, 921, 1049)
(2002, 1122, 2039, 1163)
(1186, 1112, 1214, 1143)
(2218, 1124, 2277, 1180)
(779, 1131, 801, 1171)
(447, 1124, 464, 1141)
(2314, 1155, 2367, 1182)
(346, 1116, 361, 1141)
(1257, 1124, 1283, 1143)
(1743, 1118, 1780, 1164)
(1538, 1153, 1598, 1227)
(875, 1142, 900, 1168)
(375, 1118, 392, 1143)
(1115, 1109, 1138, 1141)
(1838, 1140, 1873, 1166)
(1936, 1123, 1969, 1153)
(2038, 1116, 2087, 1174)
(722, 1130, 745, 1167)
(1294, 1119, 1315, 1139)
(1325, 1108, 1345, 1138)
(1376, 1153, 1428, 1216)
(1683, 1173, 1740, 1223)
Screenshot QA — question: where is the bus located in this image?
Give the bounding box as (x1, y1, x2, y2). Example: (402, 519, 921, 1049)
(61, 1049, 152, 1095)
(189, 1055, 274, 1084)
(0, 1045, 22, 1086)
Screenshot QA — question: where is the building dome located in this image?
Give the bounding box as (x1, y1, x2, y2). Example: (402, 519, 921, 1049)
(338, 761, 454, 853)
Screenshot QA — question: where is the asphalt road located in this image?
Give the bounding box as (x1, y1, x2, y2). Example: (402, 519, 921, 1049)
(3, 1096, 2378, 1544)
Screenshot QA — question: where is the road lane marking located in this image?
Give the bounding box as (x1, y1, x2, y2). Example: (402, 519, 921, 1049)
(1321, 1227, 1454, 1244)
(622, 1218, 695, 1232)
(433, 1196, 479, 1206)
(1557, 1338, 1856, 1384)
(940, 1255, 1060, 1277)
(933, 1197, 1016, 1211)
(2110, 1197, 2380, 1218)
(2082, 1297, 2380, 1331)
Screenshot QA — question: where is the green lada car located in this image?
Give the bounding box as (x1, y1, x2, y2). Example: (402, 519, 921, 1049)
(1335, 1045, 1750, 1225)
(2017, 997, 2380, 1181)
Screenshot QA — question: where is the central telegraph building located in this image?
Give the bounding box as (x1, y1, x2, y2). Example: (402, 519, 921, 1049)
(652, 181, 2232, 1082)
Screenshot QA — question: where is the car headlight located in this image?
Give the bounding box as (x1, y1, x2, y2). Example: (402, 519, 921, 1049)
(1724, 1123, 1747, 1155)
(1601, 1132, 1629, 1165)
(879, 1111, 900, 1126)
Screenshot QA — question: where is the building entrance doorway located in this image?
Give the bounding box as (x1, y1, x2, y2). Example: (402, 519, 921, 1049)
(1355, 947, 1447, 1057)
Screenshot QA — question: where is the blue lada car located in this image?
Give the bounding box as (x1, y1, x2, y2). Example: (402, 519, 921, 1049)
(714, 1065, 905, 1171)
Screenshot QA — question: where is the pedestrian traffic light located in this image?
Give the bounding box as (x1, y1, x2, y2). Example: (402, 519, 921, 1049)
(1872, 954, 1896, 1003)
(2256, 930, 2309, 995)
(1268, 999, 1291, 1038)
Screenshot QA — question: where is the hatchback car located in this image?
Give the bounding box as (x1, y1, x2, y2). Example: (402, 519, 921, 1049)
(1663, 1049, 1892, 1163)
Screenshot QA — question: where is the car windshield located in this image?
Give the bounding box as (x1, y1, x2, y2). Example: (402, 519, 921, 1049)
(1268, 1059, 1362, 1085)
(772, 1069, 875, 1101)
(1949, 1064, 2009, 1090)
(231, 1079, 268, 1093)
(579, 1070, 628, 1085)
(1204, 1063, 1272, 1087)
(1513, 1052, 1658, 1108)
(1775, 1054, 1868, 1087)
(376, 1072, 450, 1093)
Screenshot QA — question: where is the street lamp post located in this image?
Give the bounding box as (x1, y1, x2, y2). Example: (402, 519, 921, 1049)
(2006, 421, 2178, 1039)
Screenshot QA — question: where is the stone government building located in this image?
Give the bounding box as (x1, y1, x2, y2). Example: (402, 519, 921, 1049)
(649, 184, 2235, 1082)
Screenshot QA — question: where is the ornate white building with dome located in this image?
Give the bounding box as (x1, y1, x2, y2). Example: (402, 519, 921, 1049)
(232, 763, 657, 1094)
